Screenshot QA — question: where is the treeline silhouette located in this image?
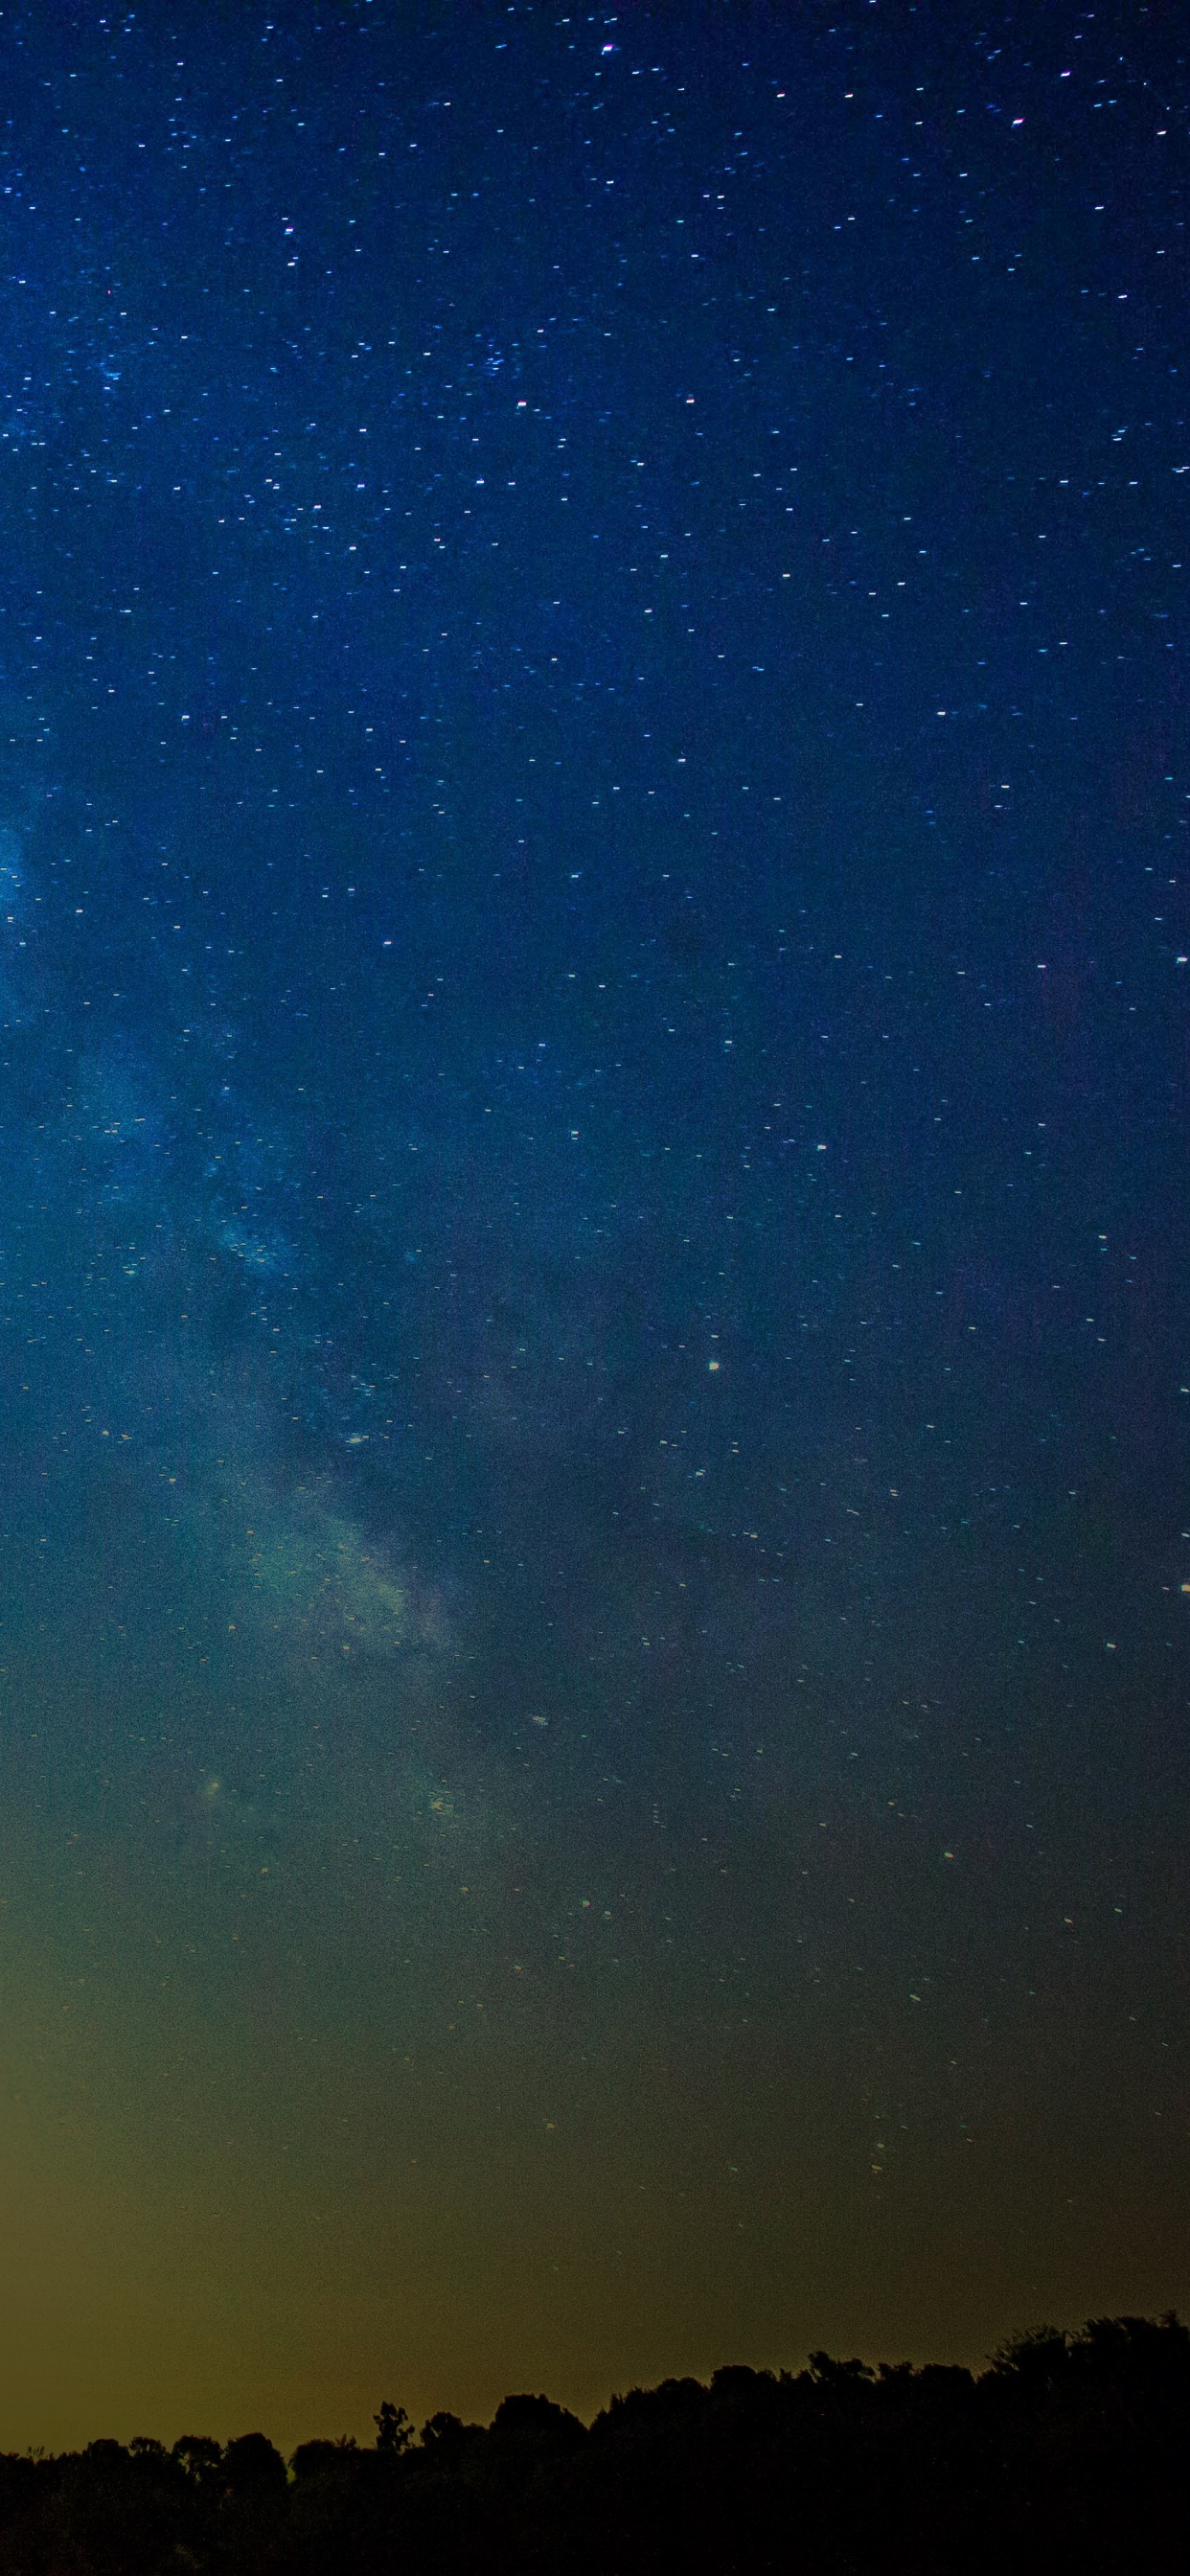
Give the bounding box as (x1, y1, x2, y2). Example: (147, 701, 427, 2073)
(1, 2313, 1186, 2573)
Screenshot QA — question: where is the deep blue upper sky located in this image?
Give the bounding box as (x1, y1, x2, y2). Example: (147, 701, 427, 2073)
(0, 0, 1185, 2445)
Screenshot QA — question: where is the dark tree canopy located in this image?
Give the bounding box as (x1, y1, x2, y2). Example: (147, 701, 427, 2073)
(0, 2314, 1186, 2576)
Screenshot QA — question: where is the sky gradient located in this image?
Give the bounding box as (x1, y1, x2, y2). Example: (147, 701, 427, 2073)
(0, 0, 1186, 2450)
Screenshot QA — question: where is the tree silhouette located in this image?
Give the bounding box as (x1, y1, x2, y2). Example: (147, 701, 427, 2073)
(0, 2313, 1184, 2575)
(374, 2401, 414, 2455)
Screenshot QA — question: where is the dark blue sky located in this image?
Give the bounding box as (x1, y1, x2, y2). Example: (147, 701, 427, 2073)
(0, 0, 1185, 2447)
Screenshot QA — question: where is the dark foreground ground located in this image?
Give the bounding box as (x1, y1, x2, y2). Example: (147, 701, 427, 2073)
(1, 2314, 1186, 2574)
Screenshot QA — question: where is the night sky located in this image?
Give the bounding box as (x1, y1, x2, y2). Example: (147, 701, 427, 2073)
(0, 0, 1186, 2450)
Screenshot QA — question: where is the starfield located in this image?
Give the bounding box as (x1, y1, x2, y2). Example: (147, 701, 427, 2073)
(0, 0, 1184, 2506)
